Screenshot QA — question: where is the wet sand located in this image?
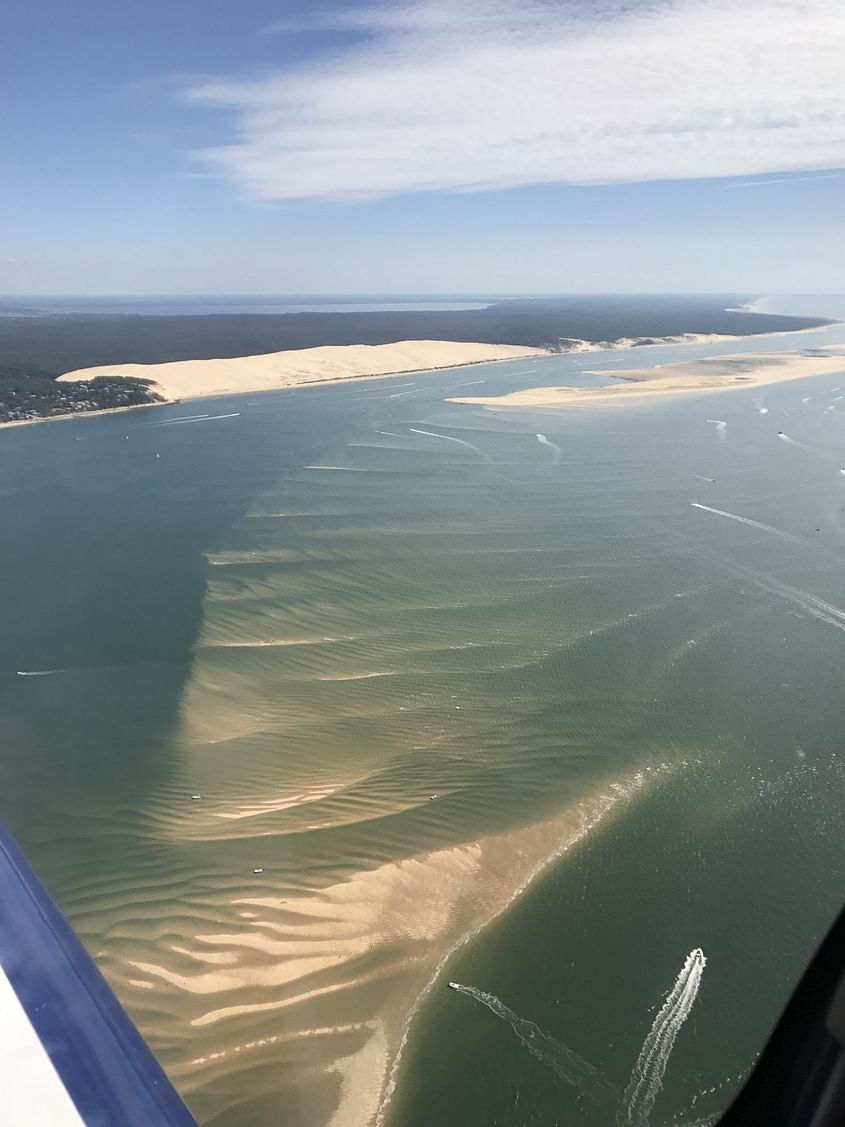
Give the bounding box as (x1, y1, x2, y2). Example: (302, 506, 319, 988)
(149, 776, 659, 1127)
(449, 348, 845, 409)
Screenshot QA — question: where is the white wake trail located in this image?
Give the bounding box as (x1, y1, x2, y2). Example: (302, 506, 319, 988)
(777, 431, 844, 475)
(777, 431, 823, 459)
(728, 562, 845, 635)
(690, 503, 804, 546)
(448, 982, 618, 1111)
(138, 413, 210, 426)
(622, 949, 707, 1127)
(159, 413, 210, 422)
(766, 582, 845, 629)
(159, 412, 240, 425)
(536, 433, 562, 465)
(16, 669, 68, 677)
(409, 428, 494, 464)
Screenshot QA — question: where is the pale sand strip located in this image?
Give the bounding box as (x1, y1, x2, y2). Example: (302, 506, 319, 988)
(449, 349, 845, 409)
(56, 340, 549, 402)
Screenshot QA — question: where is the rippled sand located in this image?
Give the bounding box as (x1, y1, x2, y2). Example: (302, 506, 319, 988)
(55, 413, 713, 1127)
(9, 329, 845, 1127)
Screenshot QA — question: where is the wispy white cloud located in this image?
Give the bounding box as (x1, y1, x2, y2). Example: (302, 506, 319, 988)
(187, 0, 845, 200)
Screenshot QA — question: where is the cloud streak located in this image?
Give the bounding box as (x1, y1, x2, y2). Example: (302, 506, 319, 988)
(188, 0, 845, 200)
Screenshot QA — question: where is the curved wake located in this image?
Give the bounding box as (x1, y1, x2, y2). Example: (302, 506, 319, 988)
(447, 981, 618, 1110)
(448, 947, 706, 1127)
(409, 428, 494, 464)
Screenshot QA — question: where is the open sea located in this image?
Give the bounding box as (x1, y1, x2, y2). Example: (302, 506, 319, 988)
(2, 315, 845, 1127)
(2, 296, 491, 316)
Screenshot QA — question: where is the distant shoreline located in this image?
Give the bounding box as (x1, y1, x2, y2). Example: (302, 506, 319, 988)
(0, 399, 169, 430)
(1, 324, 837, 430)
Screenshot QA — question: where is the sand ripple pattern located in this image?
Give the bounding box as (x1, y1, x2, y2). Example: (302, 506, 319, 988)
(45, 397, 835, 1127)
(55, 422, 717, 1127)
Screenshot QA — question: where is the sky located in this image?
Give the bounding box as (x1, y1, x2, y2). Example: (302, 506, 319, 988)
(3, 0, 844, 295)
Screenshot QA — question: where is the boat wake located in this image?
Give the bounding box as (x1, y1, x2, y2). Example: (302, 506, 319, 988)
(450, 947, 712, 1127)
(409, 428, 495, 465)
(622, 948, 707, 1126)
(446, 982, 617, 1111)
(535, 433, 562, 465)
(690, 502, 804, 547)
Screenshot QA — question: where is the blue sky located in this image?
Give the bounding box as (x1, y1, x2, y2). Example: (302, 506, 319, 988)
(3, 0, 844, 295)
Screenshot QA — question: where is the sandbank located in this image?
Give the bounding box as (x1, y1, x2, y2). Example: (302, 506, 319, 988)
(449, 348, 845, 409)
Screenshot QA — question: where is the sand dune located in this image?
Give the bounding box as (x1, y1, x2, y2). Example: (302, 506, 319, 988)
(56, 340, 548, 402)
(449, 348, 845, 409)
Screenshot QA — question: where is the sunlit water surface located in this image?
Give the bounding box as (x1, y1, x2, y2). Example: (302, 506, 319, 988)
(2, 322, 845, 1127)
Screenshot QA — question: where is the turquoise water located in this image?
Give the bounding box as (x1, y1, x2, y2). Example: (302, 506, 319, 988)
(1, 324, 845, 1126)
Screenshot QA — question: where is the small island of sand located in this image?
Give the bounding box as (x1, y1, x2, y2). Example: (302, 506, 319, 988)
(449, 348, 845, 409)
(56, 340, 549, 404)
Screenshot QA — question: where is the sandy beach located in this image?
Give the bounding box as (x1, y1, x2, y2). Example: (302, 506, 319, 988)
(1, 332, 831, 432)
(449, 348, 845, 409)
(56, 340, 549, 404)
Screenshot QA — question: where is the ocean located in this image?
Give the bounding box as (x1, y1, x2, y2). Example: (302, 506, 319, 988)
(2, 296, 491, 317)
(1, 317, 844, 1127)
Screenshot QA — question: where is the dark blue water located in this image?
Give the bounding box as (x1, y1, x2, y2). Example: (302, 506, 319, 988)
(2, 295, 490, 316)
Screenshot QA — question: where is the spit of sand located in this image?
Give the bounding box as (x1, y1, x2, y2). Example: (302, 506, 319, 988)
(449, 348, 845, 409)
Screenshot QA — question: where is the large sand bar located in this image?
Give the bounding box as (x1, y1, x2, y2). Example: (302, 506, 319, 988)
(449, 349, 845, 409)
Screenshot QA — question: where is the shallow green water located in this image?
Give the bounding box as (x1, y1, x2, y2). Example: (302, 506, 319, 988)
(2, 326, 845, 1126)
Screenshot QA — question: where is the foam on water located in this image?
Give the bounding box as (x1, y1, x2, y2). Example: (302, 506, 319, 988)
(690, 503, 804, 546)
(445, 946, 705, 1127)
(623, 949, 707, 1126)
(408, 428, 495, 464)
(448, 982, 618, 1109)
(535, 433, 562, 464)
(730, 564, 845, 636)
(154, 412, 241, 426)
